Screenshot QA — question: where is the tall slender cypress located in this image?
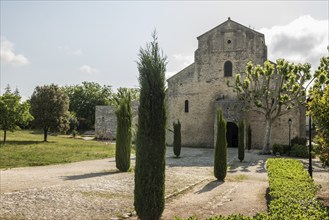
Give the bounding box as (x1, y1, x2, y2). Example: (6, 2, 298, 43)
(173, 120, 181, 157)
(214, 108, 227, 181)
(238, 120, 245, 162)
(115, 92, 132, 172)
(134, 31, 167, 220)
(247, 124, 252, 151)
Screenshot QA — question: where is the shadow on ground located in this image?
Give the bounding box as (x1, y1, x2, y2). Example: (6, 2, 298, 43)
(195, 180, 224, 194)
(61, 170, 121, 180)
(4, 140, 53, 145)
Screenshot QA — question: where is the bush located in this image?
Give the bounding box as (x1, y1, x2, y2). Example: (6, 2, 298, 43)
(134, 32, 167, 220)
(291, 144, 309, 158)
(282, 144, 290, 154)
(291, 136, 307, 146)
(173, 120, 181, 157)
(267, 158, 329, 219)
(115, 93, 132, 172)
(238, 120, 245, 162)
(214, 108, 227, 181)
(314, 136, 329, 167)
(247, 125, 252, 151)
(272, 144, 283, 155)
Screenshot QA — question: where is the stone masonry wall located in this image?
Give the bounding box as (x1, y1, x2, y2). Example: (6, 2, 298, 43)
(166, 18, 305, 148)
(95, 101, 139, 140)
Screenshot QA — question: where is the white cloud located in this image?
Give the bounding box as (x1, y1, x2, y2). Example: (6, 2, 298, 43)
(166, 54, 194, 79)
(172, 54, 194, 67)
(259, 15, 328, 69)
(79, 65, 99, 74)
(58, 46, 83, 56)
(0, 38, 30, 66)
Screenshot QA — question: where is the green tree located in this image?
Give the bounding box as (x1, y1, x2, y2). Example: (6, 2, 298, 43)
(134, 31, 167, 220)
(214, 108, 227, 181)
(64, 82, 112, 130)
(173, 120, 181, 157)
(115, 91, 132, 172)
(30, 84, 69, 142)
(112, 87, 140, 105)
(0, 92, 33, 144)
(308, 56, 329, 167)
(238, 120, 245, 162)
(247, 125, 252, 151)
(231, 59, 312, 153)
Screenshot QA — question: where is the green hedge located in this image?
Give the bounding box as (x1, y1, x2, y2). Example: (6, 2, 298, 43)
(290, 144, 309, 158)
(176, 159, 329, 220)
(266, 158, 328, 219)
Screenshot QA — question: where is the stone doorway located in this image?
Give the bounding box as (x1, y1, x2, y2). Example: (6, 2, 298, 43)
(227, 122, 238, 148)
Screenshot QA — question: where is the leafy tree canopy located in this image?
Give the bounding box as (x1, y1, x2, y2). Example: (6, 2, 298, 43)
(30, 84, 69, 141)
(231, 59, 312, 153)
(308, 56, 329, 167)
(0, 88, 33, 144)
(64, 81, 112, 130)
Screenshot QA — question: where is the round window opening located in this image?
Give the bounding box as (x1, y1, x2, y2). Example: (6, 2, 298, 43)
(227, 40, 231, 44)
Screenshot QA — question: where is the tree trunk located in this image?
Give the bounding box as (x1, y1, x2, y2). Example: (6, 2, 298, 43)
(262, 118, 272, 154)
(44, 128, 48, 142)
(3, 130, 7, 145)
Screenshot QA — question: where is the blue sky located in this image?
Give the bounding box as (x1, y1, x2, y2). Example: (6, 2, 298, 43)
(1, 1, 328, 100)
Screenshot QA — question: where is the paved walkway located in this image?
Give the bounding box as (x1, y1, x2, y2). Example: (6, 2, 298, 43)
(1, 147, 327, 219)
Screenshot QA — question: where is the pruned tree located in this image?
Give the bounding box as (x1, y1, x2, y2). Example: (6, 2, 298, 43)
(30, 84, 69, 142)
(214, 108, 227, 181)
(0, 91, 33, 144)
(115, 90, 132, 172)
(231, 59, 312, 153)
(134, 31, 167, 220)
(308, 56, 329, 167)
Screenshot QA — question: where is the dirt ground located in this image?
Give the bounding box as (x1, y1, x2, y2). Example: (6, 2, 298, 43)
(1, 147, 328, 220)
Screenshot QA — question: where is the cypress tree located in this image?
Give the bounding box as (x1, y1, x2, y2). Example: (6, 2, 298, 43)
(115, 92, 132, 172)
(247, 124, 252, 151)
(134, 31, 167, 220)
(214, 108, 227, 181)
(173, 120, 181, 157)
(238, 120, 245, 162)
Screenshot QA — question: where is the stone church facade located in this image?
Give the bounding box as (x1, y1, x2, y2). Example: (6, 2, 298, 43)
(166, 18, 306, 148)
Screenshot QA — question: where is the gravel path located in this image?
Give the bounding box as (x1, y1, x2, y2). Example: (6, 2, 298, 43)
(1, 147, 327, 219)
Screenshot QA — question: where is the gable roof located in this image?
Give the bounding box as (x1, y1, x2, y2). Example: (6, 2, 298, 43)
(197, 17, 264, 40)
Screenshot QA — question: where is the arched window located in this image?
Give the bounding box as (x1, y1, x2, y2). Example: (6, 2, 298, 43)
(224, 61, 232, 77)
(184, 100, 189, 113)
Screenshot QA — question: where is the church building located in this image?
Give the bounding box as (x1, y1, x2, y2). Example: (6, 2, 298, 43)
(166, 18, 306, 148)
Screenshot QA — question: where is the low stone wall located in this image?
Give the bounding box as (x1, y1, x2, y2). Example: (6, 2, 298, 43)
(95, 102, 139, 140)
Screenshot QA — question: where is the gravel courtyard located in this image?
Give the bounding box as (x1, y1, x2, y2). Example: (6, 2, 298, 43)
(1, 147, 328, 220)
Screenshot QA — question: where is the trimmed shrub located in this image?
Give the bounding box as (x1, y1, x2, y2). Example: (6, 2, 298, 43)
(214, 108, 227, 181)
(282, 144, 290, 154)
(238, 120, 245, 162)
(247, 125, 252, 151)
(267, 158, 329, 219)
(173, 120, 181, 157)
(291, 144, 309, 158)
(134, 32, 167, 220)
(291, 136, 307, 146)
(272, 144, 283, 155)
(115, 93, 132, 172)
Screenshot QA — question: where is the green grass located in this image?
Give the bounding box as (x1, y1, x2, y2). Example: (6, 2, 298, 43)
(0, 130, 116, 169)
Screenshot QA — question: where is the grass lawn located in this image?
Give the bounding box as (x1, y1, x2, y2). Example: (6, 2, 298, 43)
(0, 130, 116, 169)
